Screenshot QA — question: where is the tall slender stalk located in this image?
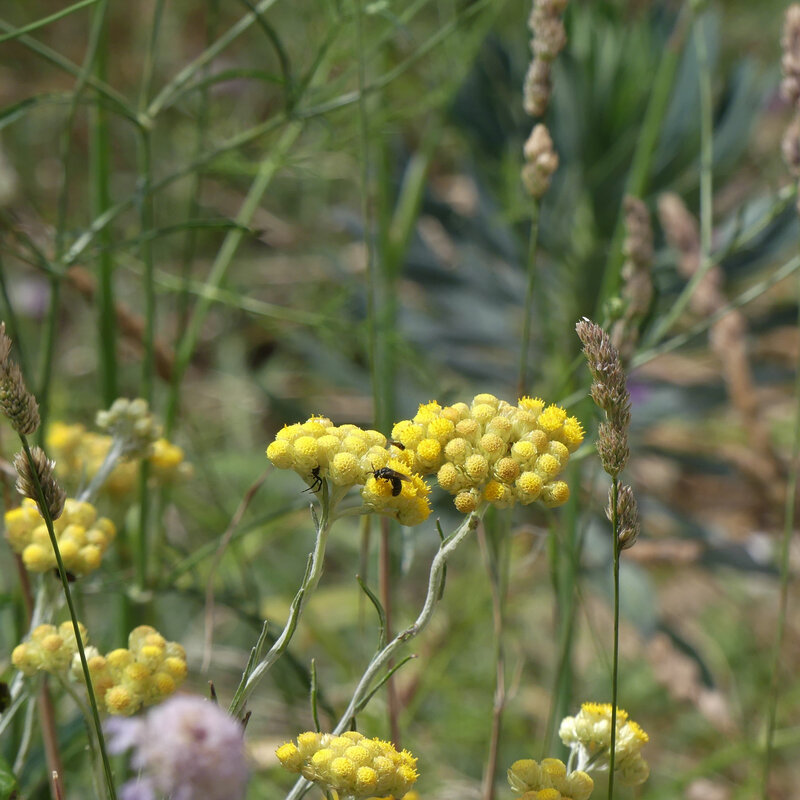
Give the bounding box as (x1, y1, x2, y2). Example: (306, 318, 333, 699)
(760, 251, 800, 796)
(607, 477, 621, 800)
(90, 5, 117, 407)
(18, 437, 116, 800)
(518, 199, 541, 398)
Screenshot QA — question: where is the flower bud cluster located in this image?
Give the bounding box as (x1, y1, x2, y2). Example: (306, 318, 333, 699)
(47, 422, 191, 497)
(391, 394, 583, 512)
(12, 622, 89, 675)
(266, 416, 432, 526)
(523, 0, 569, 117)
(508, 757, 593, 800)
(558, 702, 650, 787)
(277, 730, 418, 800)
(96, 397, 161, 458)
(4, 497, 115, 574)
(522, 124, 559, 199)
(72, 625, 187, 716)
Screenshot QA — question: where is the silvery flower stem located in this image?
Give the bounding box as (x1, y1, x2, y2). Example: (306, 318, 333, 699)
(79, 437, 126, 503)
(284, 508, 482, 800)
(228, 485, 344, 718)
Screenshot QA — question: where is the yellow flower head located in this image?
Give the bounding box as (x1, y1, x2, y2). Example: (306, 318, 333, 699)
(277, 731, 418, 800)
(266, 417, 432, 525)
(391, 394, 583, 512)
(47, 419, 191, 498)
(508, 758, 593, 800)
(5, 498, 116, 575)
(558, 702, 649, 787)
(12, 621, 89, 676)
(66, 624, 187, 715)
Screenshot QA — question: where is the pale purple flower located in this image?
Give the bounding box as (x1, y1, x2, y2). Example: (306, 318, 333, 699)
(105, 695, 249, 800)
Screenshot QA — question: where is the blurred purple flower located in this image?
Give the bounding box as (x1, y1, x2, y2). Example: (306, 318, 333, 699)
(106, 695, 249, 800)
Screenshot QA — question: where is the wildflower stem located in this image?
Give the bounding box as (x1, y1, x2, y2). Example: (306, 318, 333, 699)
(284, 509, 482, 800)
(18, 436, 117, 800)
(761, 250, 800, 796)
(607, 476, 621, 800)
(478, 513, 511, 800)
(228, 494, 333, 718)
(518, 197, 541, 398)
(78, 437, 125, 503)
(90, 8, 117, 407)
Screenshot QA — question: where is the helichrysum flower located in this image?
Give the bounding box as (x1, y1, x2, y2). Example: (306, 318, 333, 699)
(105, 695, 248, 800)
(508, 757, 593, 800)
(558, 702, 650, 786)
(96, 397, 161, 458)
(277, 730, 418, 799)
(47, 422, 190, 497)
(266, 416, 432, 526)
(4, 497, 115, 574)
(392, 394, 583, 511)
(72, 625, 187, 716)
(12, 621, 89, 676)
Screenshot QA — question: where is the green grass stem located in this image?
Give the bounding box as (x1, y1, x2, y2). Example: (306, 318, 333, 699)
(19, 437, 117, 799)
(518, 198, 541, 398)
(607, 477, 621, 800)
(760, 235, 800, 796)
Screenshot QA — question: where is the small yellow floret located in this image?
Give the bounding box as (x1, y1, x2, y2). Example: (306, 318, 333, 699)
(105, 686, 137, 716)
(266, 440, 294, 469)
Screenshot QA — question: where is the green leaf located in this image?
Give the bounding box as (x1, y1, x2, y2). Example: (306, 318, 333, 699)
(0, 755, 18, 800)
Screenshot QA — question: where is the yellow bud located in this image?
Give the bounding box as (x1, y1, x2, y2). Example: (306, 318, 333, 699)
(22, 542, 54, 572)
(437, 463, 459, 491)
(277, 742, 303, 771)
(540, 481, 569, 508)
(267, 440, 294, 469)
(464, 454, 489, 482)
(454, 491, 479, 513)
(105, 685, 138, 716)
(494, 457, 520, 483)
(535, 454, 561, 478)
(414, 438, 441, 468)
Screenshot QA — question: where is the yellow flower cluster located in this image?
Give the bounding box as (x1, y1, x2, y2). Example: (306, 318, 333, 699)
(4, 497, 116, 574)
(276, 730, 418, 799)
(559, 703, 649, 786)
(12, 622, 89, 675)
(266, 417, 431, 526)
(391, 394, 583, 512)
(508, 758, 593, 800)
(48, 422, 191, 497)
(73, 625, 187, 716)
